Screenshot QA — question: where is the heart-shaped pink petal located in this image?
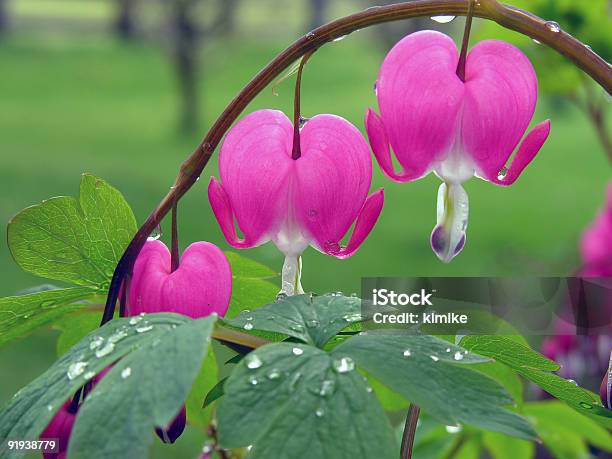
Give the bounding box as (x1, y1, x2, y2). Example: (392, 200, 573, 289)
(128, 240, 232, 318)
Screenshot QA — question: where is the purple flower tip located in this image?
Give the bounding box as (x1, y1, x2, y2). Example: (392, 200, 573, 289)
(156, 406, 187, 444)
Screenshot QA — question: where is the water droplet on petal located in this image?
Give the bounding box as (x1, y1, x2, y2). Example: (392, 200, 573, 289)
(121, 367, 132, 379)
(545, 21, 561, 33)
(431, 15, 456, 23)
(292, 347, 304, 356)
(299, 116, 310, 128)
(454, 352, 464, 361)
(246, 354, 263, 369)
(403, 349, 412, 357)
(67, 361, 88, 380)
(373, 81, 378, 95)
(497, 167, 508, 180)
(333, 357, 355, 374)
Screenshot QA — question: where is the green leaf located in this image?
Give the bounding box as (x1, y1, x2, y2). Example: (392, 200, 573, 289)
(0, 287, 97, 347)
(54, 311, 101, 356)
(225, 294, 361, 348)
(0, 313, 215, 459)
(482, 431, 535, 459)
(217, 342, 398, 459)
(202, 376, 228, 409)
(69, 315, 216, 458)
(224, 252, 278, 319)
(454, 438, 481, 459)
(471, 361, 524, 406)
(460, 335, 612, 429)
(524, 401, 612, 452)
(335, 334, 536, 440)
(185, 347, 218, 429)
(224, 252, 276, 279)
(7, 174, 137, 289)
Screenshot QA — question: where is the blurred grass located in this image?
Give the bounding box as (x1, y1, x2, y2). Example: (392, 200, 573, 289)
(0, 9, 610, 456)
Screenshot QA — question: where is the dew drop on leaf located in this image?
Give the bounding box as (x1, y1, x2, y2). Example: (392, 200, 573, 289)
(135, 324, 153, 333)
(95, 342, 115, 358)
(246, 354, 263, 370)
(249, 376, 259, 386)
(453, 352, 464, 361)
(403, 350, 411, 357)
(83, 371, 96, 380)
(333, 357, 355, 374)
(292, 347, 304, 356)
(67, 361, 88, 380)
(121, 367, 132, 379)
(267, 369, 281, 380)
(579, 402, 593, 409)
(306, 319, 320, 328)
(315, 407, 325, 417)
(89, 336, 104, 350)
(243, 323, 254, 331)
(129, 316, 142, 325)
(430, 355, 440, 362)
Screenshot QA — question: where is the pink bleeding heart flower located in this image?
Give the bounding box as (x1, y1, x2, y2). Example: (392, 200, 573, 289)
(366, 30, 550, 262)
(127, 239, 231, 443)
(581, 183, 612, 277)
(40, 369, 110, 458)
(208, 109, 384, 295)
(128, 239, 232, 318)
(40, 401, 76, 459)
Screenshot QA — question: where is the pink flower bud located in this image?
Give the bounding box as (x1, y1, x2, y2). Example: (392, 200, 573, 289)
(366, 31, 550, 262)
(128, 240, 232, 318)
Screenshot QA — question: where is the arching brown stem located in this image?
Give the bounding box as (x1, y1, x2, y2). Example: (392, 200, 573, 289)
(101, 0, 612, 326)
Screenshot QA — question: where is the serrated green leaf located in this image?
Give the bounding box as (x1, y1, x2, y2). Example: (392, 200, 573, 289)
(186, 347, 218, 429)
(225, 294, 361, 348)
(524, 401, 612, 452)
(217, 342, 398, 459)
(0, 287, 97, 347)
(460, 336, 559, 372)
(335, 334, 536, 440)
(69, 315, 216, 458)
(54, 311, 101, 355)
(0, 313, 214, 459)
(482, 431, 534, 459)
(460, 335, 612, 429)
(7, 174, 137, 289)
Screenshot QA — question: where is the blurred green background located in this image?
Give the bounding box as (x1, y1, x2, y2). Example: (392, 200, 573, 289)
(0, 0, 610, 456)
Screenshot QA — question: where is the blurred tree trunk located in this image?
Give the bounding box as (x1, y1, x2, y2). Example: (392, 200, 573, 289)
(172, 0, 199, 133)
(308, 0, 328, 30)
(0, 0, 8, 35)
(115, 0, 137, 40)
(170, 0, 241, 133)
